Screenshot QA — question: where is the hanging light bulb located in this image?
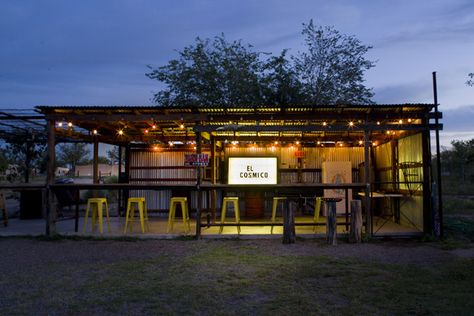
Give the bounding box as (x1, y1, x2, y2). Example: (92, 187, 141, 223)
(68, 122, 73, 128)
(57, 122, 63, 127)
(118, 129, 124, 136)
(93, 129, 98, 135)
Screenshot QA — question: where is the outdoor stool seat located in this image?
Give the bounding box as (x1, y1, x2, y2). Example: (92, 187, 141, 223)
(167, 197, 190, 233)
(84, 198, 110, 234)
(219, 197, 240, 234)
(271, 197, 287, 234)
(124, 197, 149, 233)
(313, 197, 322, 232)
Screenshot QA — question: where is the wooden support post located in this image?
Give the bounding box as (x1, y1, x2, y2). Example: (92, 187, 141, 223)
(196, 131, 202, 238)
(349, 200, 362, 243)
(326, 201, 337, 245)
(283, 199, 296, 244)
(363, 129, 372, 236)
(0, 191, 8, 227)
(93, 139, 99, 184)
(46, 119, 56, 236)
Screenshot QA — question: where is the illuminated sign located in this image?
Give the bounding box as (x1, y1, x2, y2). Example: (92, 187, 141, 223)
(228, 157, 277, 185)
(184, 154, 209, 166)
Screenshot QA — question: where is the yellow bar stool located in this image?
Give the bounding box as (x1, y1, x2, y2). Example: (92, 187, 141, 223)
(271, 197, 287, 234)
(83, 198, 110, 234)
(219, 197, 240, 234)
(124, 197, 149, 233)
(167, 197, 190, 233)
(313, 197, 322, 232)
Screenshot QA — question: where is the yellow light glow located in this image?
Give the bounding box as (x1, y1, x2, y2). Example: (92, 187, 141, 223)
(377, 121, 380, 125)
(296, 141, 300, 145)
(57, 122, 63, 127)
(144, 129, 149, 134)
(153, 145, 158, 150)
(180, 123, 185, 129)
(118, 130, 124, 135)
(339, 143, 343, 147)
(317, 141, 321, 145)
(358, 140, 363, 145)
(399, 119, 403, 124)
(323, 122, 327, 126)
(93, 129, 98, 135)
(408, 118, 412, 123)
(349, 121, 354, 127)
(152, 124, 156, 129)
(274, 141, 278, 145)
(386, 131, 391, 135)
(68, 122, 73, 127)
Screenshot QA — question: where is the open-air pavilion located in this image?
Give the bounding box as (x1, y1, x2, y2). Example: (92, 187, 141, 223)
(0, 103, 443, 240)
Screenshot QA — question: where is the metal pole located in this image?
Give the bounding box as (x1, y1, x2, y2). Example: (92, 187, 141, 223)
(433, 71, 443, 237)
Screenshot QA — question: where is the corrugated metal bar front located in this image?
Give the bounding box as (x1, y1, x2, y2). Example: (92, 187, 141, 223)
(129, 150, 209, 212)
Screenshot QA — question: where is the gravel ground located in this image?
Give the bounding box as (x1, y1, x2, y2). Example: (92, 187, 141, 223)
(1, 237, 473, 272)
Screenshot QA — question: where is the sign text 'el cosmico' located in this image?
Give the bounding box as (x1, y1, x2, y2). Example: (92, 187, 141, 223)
(228, 157, 277, 185)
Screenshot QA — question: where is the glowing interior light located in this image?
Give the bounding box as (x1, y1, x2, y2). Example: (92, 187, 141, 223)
(93, 129, 98, 135)
(296, 141, 300, 145)
(317, 141, 321, 145)
(118, 130, 124, 136)
(144, 129, 149, 134)
(274, 141, 278, 145)
(57, 122, 63, 127)
(152, 124, 156, 129)
(349, 121, 354, 127)
(339, 143, 343, 147)
(408, 118, 412, 123)
(377, 121, 381, 125)
(180, 123, 185, 129)
(358, 140, 363, 145)
(399, 119, 403, 124)
(68, 122, 73, 127)
(323, 122, 327, 126)
(386, 131, 391, 135)
(153, 145, 158, 150)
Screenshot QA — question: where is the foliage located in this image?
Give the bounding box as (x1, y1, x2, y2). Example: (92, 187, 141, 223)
(107, 146, 120, 165)
(56, 143, 91, 172)
(86, 156, 110, 165)
(0, 142, 47, 182)
(439, 139, 474, 191)
(0, 150, 8, 173)
(147, 34, 264, 106)
(467, 73, 474, 86)
(147, 21, 375, 106)
(294, 20, 375, 104)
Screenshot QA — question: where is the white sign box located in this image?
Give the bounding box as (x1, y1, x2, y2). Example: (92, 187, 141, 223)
(228, 157, 278, 185)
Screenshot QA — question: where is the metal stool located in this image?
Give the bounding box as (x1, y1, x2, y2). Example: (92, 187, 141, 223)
(219, 197, 240, 234)
(84, 198, 110, 234)
(124, 197, 149, 233)
(271, 197, 287, 234)
(167, 197, 190, 233)
(313, 197, 322, 232)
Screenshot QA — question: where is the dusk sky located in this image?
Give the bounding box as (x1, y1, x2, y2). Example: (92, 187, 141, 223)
(1, 0, 473, 148)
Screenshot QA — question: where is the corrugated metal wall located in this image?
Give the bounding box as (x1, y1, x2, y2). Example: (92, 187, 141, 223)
(129, 150, 204, 211)
(225, 146, 364, 184)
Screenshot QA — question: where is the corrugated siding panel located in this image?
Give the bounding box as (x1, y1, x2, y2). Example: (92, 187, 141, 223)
(375, 142, 393, 190)
(224, 147, 364, 184)
(398, 133, 423, 192)
(129, 150, 209, 211)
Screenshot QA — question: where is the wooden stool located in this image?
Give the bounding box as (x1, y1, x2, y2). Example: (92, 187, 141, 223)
(313, 197, 322, 232)
(0, 191, 8, 227)
(84, 198, 110, 234)
(167, 197, 190, 233)
(219, 197, 240, 234)
(124, 197, 149, 233)
(271, 197, 287, 234)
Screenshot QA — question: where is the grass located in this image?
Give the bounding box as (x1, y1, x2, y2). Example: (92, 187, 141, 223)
(0, 239, 473, 316)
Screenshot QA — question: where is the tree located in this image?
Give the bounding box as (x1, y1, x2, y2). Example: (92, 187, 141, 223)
(146, 34, 265, 107)
(56, 143, 90, 173)
(107, 146, 120, 165)
(467, 73, 474, 86)
(294, 20, 375, 104)
(147, 21, 375, 106)
(2, 142, 47, 182)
